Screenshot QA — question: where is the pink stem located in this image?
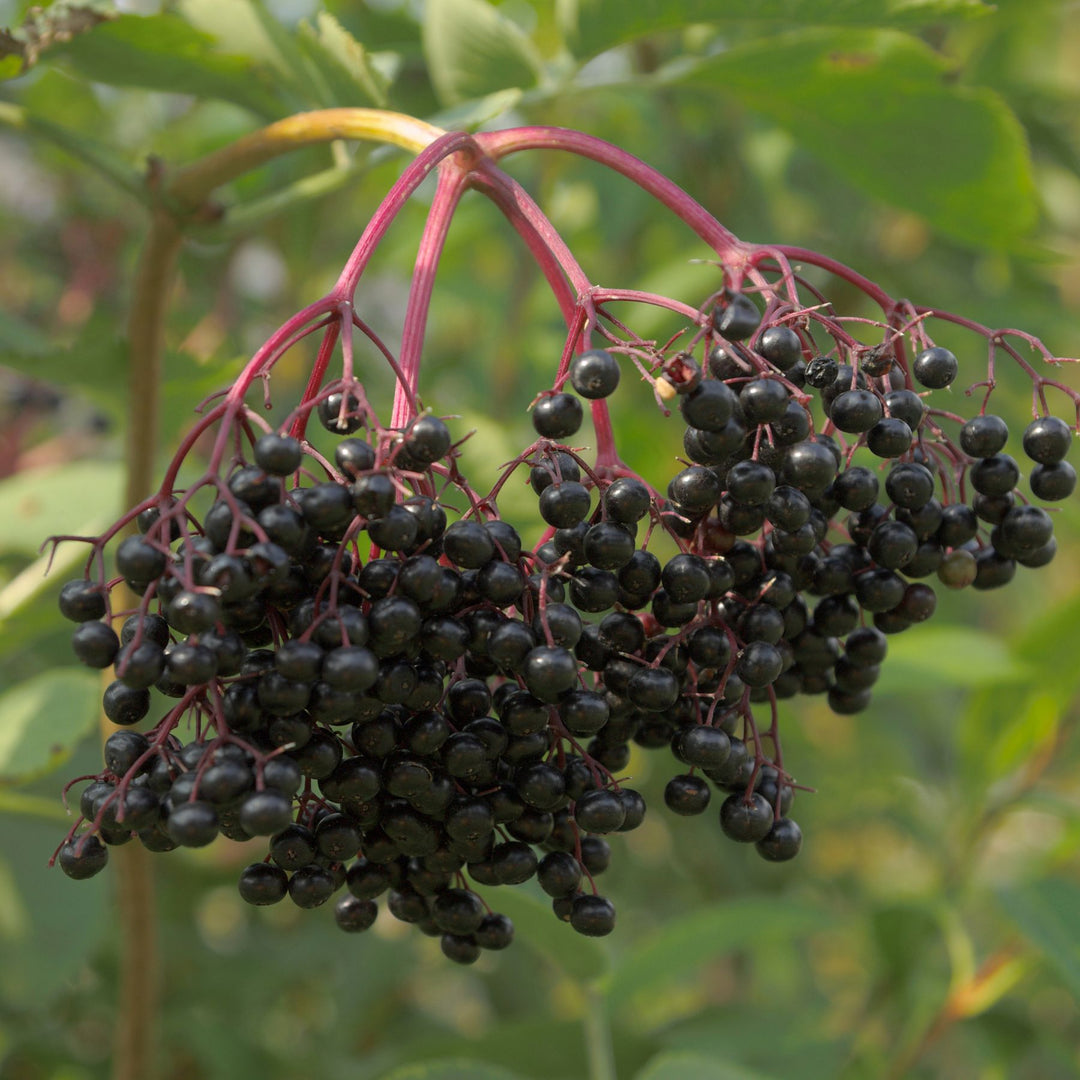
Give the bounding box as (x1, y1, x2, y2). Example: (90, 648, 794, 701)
(391, 166, 470, 430)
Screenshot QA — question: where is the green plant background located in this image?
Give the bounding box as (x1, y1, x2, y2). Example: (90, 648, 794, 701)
(1, 1, 1080, 1078)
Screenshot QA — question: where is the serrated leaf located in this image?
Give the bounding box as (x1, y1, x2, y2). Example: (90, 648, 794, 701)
(48, 13, 282, 117)
(603, 897, 829, 1013)
(0, 668, 100, 782)
(673, 28, 1037, 247)
(997, 880, 1080, 999)
(559, 0, 990, 58)
(423, 0, 542, 106)
(0, 461, 123, 557)
(478, 886, 609, 983)
(296, 12, 388, 107)
(635, 1052, 777, 1080)
(871, 625, 1030, 696)
(376, 1062, 528, 1080)
(0, 0, 113, 80)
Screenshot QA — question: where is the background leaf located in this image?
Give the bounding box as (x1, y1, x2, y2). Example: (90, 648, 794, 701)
(560, 0, 990, 57)
(997, 880, 1080, 999)
(673, 28, 1038, 246)
(603, 898, 830, 1014)
(0, 668, 100, 782)
(635, 1052, 778, 1080)
(376, 1061, 529, 1080)
(50, 13, 283, 117)
(423, 0, 542, 106)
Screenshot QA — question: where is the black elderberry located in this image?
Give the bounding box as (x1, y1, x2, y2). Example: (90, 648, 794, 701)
(970, 454, 1020, 497)
(288, 864, 337, 908)
(713, 292, 760, 340)
(1029, 459, 1076, 501)
(570, 894, 616, 937)
(533, 392, 583, 438)
(238, 862, 288, 905)
(570, 349, 621, 398)
(664, 774, 711, 815)
(782, 441, 838, 495)
(1023, 416, 1072, 465)
(756, 818, 803, 862)
(166, 801, 219, 847)
(668, 466, 721, 515)
(71, 621, 120, 669)
(680, 380, 737, 431)
(740, 378, 790, 425)
(318, 391, 364, 434)
(866, 417, 913, 458)
(59, 835, 109, 880)
(912, 346, 958, 389)
(115, 536, 167, 587)
(403, 414, 452, 465)
(830, 389, 883, 433)
(736, 641, 783, 688)
(719, 792, 774, 842)
(335, 896, 379, 932)
(756, 324, 803, 371)
(58, 580, 108, 623)
(959, 414, 1009, 458)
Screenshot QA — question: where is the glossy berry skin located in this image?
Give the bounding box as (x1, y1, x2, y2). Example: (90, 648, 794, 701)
(664, 774, 711, 815)
(570, 349, 621, 399)
(238, 862, 288, 905)
(335, 895, 379, 932)
(960, 414, 1009, 457)
(719, 792, 774, 843)
(533, 393, 583, 438)
(756, 325, 802, 371)
(755, 818, 803, 862)
(58, 835, 109, 879)
(912, 346, 958, 389)
(570, 894, 616, 936)
(713, 293, 759, 340)
(58, 580, 107, 623)
(1023, 416, 1072, 464)
(288, 865, 337, 909)
(254, 433, 303, 476)
(1030, 461, 1077, 501)
(830, 390, 883, 434)
(71, 622, 120, 669)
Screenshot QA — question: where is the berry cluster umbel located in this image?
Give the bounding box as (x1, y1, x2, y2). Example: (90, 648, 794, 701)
(47, 125, 1080, 964)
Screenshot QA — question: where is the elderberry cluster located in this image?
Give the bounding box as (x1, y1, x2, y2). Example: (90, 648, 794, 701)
(50, 270, 1078, 964)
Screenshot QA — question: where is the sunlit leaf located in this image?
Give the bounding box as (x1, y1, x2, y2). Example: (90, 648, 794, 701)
(423, 0, 542, 106)
(0, 668, 100, 782)
(296, 12, 389, 107)
(997, 880, 1080, 999)
(0, 462, 123, 556)
(559, 0, 989, 58)
(673, 29, 1037, 247)
(49, 13, 282, 117)
(0, 0, 113, 80)
(603, 897, 829, 1013)
(872, 624, 1030, 695)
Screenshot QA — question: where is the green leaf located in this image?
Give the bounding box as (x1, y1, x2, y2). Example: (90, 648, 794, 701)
(0, 668, 100, 783)
(672, 28, 1038, 247)
(0, 307, 51, 355)
(0, 819, 109, 1007)
(603, 897, 829, 1013)
(0, 0, 114, 80)
(479, 886, 609, 983)
(376, 1062, 529, 1080)
(48, 13, 282, 117)
(0, 461, 123, 556)
(997, 880, 1080, 999)
(635, 1052, 777, 1080)
(428, 88, 524, 132)
(423, 0, 542, 106)
(296, 12, 389, 107)
(871, 624, 1030, 696)
(559, 0, 990, 58)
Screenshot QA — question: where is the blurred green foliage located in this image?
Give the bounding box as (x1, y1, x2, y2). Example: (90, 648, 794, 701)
(1, 0, 1080, 1078)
